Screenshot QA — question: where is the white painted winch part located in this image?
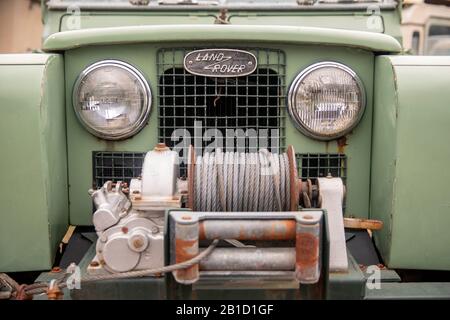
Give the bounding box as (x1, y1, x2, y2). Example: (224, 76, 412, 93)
(141, 146, 179, 198)
(95, 216, 164, 273)
(102, 235, 141, 272)
(92, 181, 131, 232)
(317, 177, 348, 272)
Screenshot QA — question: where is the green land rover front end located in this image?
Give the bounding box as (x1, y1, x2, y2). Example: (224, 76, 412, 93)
(1, 0, 450, 300)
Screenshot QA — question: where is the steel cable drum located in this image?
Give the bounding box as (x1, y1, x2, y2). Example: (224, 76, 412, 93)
(187, 145, 299, 212)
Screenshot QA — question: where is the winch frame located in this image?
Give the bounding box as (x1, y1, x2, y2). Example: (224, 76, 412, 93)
(166, 209, 330, 298)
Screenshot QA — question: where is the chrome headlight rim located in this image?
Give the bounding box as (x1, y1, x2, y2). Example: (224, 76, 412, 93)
(287, 61, 366, 141)
(72, 59, 152, 140)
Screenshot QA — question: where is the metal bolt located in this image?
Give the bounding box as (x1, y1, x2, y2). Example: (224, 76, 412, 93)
(133, 238, 144, 249)
(303, 214, 313, 220)
(152, 226, 159, 234)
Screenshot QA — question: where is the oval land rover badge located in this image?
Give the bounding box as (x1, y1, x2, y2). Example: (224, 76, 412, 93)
(184, 49, 257, 77)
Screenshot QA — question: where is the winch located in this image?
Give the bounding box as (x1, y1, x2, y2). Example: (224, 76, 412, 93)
(88, 143, 348, 284)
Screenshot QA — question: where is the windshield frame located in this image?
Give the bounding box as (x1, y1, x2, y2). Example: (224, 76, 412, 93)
(45, 0, 399, 11)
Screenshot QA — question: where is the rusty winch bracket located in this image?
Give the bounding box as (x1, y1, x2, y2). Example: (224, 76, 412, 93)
(167, 210, 327, 286)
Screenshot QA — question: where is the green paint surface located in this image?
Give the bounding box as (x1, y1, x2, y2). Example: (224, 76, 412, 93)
(0, 54, 68, 272)
(43, 25, 401, 53)
(372, 56, 450, 270)
(42, 7, 402, 43)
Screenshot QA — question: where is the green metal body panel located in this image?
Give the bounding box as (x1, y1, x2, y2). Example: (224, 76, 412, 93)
(43, 25, 401, 53)
(371, 56, 450, 271)
(63, 40, 375, 225)
(0, 54, 68, 272)
(327, 253, 366, 300)
(42, 6, 402, 43)
(365, 283, 450, 300)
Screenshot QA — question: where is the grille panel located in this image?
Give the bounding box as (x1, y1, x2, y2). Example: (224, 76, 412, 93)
(93, 152, 145, 188)
(157, 48, 286, 176)
(296, 153, 347, 182)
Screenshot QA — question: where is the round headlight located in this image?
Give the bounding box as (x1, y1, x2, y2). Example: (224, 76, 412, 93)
(73, 60, 151, 140)
(287, 62, 365, 140)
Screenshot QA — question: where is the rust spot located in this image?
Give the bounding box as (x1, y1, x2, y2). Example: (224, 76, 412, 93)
(181, 215, 191, 221)
(47, 285, 63, 300)
(175, 238, 198, 262)
(199, 222, 206, 240)
(89, 261, 100, 267)
(238, 228, 246, 240)
(175, 238, 199, 282)
(377, 263, 386, 270)
(122, 227, 129, 234)
(265, 220, 296, 241)
(199, 220, 296, 241)
(296, 233, 319, 268)
(337, 136, 348, 154)
(51, 267, 62, 273)
(154, 143, 169, 152)
(104, 141, 116, 152)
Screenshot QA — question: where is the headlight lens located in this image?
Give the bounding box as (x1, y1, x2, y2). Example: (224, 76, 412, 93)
(73, 60, 151, 140)
(287, 62, 365, 140)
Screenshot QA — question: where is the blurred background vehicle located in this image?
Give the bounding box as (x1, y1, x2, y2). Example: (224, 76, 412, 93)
(402, 0, 450, 55)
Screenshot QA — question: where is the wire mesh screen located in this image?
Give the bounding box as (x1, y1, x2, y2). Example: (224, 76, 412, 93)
(92, 152, 145, 188)
(296, 153, 347, 182)
(157, 48, 286, 176)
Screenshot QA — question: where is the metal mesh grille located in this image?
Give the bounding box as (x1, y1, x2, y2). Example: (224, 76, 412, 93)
(157, 48, 286, 176)
(92, 152, 145, 188)
(296, 153, 347, 182)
